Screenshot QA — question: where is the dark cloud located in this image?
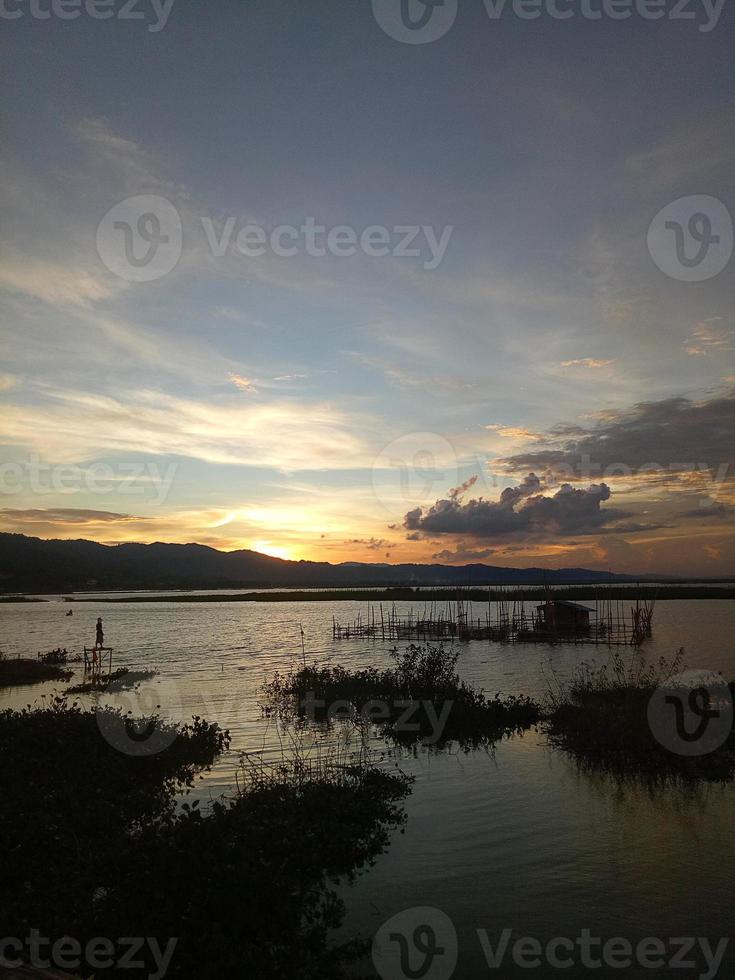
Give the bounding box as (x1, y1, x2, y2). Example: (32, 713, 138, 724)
(496, 393, 735, 479)
(404, 476, 636, 539)
(448, 476, 478, 499)
(432, 545, 496, 562)
(346, 537, 391, 551)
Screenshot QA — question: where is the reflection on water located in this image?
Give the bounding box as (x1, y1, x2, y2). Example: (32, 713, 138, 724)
(2, 597, 734, 977)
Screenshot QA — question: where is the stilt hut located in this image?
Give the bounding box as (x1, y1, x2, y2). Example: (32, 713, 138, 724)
(535, 599, 594, 635)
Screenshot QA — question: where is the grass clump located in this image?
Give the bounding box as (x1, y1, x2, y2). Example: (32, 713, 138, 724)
(545, 649, 735, 783)
(264, 643, 541, 749)
(0, 654, 72, 687)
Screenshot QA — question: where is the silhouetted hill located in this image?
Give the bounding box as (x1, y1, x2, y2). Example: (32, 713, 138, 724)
(0, 533, 640, 593)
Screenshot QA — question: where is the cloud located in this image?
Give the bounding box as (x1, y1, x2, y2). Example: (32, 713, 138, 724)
(496, 393, 735, 479)
(0, 508, 143, 525)
(486, 424, 544, 442)
(404, 474, 632, 539)
(73, 117, 185, 199)
(683, 319, 733, 357)
(560, 358, 614, 369)
(346, 537, 391, 551)
(0, 386, 374, 470)
(448, 476, 478, 499)
(230, 373, 259, 394)
(624, 117, 735, 193)
(432, 544, 496, 562)
(347, 350, 479, 394)
(0, 505, 279, 545)
(678, 502, 731, 519)
(0, 256, 122, 308)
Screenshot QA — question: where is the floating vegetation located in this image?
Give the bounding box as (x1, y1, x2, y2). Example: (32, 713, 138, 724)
(38, 648, 70, 665)
(0, 652, 72, 687)
(264, 643, 541, 750)
(544, 650, 735, 783)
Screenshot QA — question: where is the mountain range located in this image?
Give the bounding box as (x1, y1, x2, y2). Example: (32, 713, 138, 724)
(0, 532, 642, 593)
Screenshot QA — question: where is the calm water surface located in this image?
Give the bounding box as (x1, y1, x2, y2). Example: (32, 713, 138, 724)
(2, 596, 734, 978)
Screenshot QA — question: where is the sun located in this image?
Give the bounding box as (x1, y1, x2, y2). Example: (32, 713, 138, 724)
(251, 540, 292, 561)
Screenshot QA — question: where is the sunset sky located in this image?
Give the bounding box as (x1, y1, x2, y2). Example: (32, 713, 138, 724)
(1, 1, 734, 575)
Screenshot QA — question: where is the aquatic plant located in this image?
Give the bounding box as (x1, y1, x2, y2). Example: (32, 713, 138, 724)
(0, 656, 72, 687)
(264, 643, 541, 750)
(544, 650, 735, 783)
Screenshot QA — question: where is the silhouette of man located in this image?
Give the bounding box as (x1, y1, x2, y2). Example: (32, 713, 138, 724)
(95, 617, 104, 648)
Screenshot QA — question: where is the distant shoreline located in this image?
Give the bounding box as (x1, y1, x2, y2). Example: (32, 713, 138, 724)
(51, 585, 735, 602)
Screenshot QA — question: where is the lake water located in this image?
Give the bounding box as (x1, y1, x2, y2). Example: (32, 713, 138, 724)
(2, 596, 735, 978)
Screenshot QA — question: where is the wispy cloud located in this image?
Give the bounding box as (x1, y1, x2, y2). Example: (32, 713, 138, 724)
(683, 318, 733, 357)
(624, 116, 735, 193)
(486, 425, 544, 441)
(0, 256, 122, 308)
(0, 386, 375, 470)
(560, 358, 614, 369)
(229, 373, 259, 394)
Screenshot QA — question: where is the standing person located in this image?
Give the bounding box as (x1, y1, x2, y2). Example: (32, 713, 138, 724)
(95, 617, 104, 648)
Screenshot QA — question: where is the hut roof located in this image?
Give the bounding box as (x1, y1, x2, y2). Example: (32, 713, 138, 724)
(536, 599, 595, 613)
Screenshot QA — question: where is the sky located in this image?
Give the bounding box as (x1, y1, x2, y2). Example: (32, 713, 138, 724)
(1, 0, 734, 575)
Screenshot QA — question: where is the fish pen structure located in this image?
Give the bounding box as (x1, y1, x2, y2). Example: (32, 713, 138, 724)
(332, 591, 655, 647)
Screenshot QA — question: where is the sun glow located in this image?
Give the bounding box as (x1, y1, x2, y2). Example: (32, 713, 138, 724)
(251, 540, 292, 560)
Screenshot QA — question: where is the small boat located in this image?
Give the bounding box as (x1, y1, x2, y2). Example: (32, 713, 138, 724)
(66, 609, 73, 616)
